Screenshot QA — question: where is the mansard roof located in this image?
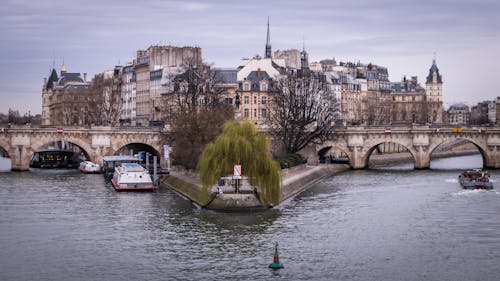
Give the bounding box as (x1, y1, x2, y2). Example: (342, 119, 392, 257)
(448, 103, 469, 111)
(426, 59, 443, 84)
(64, 84, 90, 93)
(214, 68, 237, 83)
(58, 72, 84, 86)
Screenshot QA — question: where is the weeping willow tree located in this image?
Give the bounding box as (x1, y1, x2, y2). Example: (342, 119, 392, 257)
(198, 121, 281, 206)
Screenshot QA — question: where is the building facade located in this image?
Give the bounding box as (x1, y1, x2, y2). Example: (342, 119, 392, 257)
(42, 64, 91, 126)
(133, 45, 202, 125)
(447, 104, 470, 125)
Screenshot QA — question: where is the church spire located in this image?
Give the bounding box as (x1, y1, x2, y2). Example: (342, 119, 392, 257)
(265, 17, 272, 59)
(300, 37, 309, 70)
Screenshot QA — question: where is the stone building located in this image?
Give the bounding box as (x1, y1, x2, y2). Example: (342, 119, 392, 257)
(42, 63, 91, 126)
(391, 76, 427, 125)
(237, 58, 281, 126)
(471, 100, 495, 125)
(273, 49, 300, 69)
(425, 59, 443, 124)
(133, 45, 202, 126)
(120, 65, 136, 125)
(447, 103, 470, 125)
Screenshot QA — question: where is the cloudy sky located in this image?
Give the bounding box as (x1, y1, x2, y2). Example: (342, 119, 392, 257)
(1, 0, 499, 114)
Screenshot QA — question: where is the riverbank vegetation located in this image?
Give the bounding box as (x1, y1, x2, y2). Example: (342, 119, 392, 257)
(198, 121, 281, 205)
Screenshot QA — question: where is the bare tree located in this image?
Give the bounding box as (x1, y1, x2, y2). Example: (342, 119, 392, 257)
(89, 71, 122, 126)
(168, 61, 234, 169)
(270, 71, 335, 154)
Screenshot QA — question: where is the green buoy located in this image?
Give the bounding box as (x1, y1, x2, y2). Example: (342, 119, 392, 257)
(269, 242, 284, 269)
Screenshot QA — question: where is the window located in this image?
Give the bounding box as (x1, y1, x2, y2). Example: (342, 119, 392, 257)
(253, 96, 257, 104)
(244, 108, 249, 118)
(254, 109, 257, 118)
(243, 83, 250, 91)
(261, 83, 267, 92)
(412, 96, 415, 101)
(244, 96, 249, 104)
(262, 96, 267, 105)
(261, 108, 267, 118)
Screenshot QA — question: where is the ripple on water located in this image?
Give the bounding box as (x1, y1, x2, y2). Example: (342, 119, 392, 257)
(1, 156, 500, 281)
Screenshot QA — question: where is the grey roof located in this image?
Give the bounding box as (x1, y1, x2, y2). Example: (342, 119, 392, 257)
(46, 68, 59, 90)
(239, 70, 272, 91)
(426, 59, 443, 84)
(64, 84, 90, 93)
(449, 103, 469, 111)
(391, 79, 424, 93)
(58, 73, 84, 86)
(214, 68, 237, 83)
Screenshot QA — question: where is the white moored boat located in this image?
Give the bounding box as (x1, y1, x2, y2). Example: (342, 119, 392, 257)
(78, 161, 101, 174)
(111, 163, 155, 191)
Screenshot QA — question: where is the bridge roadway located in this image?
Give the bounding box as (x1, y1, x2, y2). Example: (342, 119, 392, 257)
(0, 125, 169, 171)
(1, 124, 500, 171)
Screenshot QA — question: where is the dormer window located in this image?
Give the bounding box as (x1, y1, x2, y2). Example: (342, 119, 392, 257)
(260, 82, 267, 92)
(243, 83, 250, 91)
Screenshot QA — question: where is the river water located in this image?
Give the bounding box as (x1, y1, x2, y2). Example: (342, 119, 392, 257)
(1, 155, 500, 280)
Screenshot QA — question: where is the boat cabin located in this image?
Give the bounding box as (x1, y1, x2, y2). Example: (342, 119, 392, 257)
(102, 155, 143, 178)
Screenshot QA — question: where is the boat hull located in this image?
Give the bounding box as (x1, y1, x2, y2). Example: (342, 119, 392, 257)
(459, 170, 494, 190)
(111, 179, 156, 191)
(460, 181, 494, 190)
(78, 167, 101, 174)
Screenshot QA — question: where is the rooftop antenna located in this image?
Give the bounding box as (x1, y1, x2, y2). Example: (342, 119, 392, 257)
(52, 49, 55, 70)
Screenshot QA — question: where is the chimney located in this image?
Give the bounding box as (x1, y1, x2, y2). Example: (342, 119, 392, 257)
(257, 68, 261, 78)
(83, 73, 87, 82)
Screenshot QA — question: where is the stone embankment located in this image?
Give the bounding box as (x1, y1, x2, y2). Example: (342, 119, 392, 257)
(160, 164, 349, 211)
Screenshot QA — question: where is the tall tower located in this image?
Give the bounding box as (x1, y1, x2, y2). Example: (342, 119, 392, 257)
(300, 39, 309, 70)
(425, 57, 443, 123)
(265, 17, 272, 59)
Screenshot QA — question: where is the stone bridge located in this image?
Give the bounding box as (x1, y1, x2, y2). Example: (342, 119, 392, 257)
(0, 125, 169, 171)
(319, 126, 500, 169)
(3, 124, 500, 171)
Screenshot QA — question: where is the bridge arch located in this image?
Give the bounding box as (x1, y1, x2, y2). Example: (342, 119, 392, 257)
(317, 145, 350, 164)
(31, 139, 92, 159)
(112, 140, 164, 168)
(0, 139, 11, 155)
(364, 141, 417, 169)
(0, 139, 12, 171)
(114, 142, 161, 157)
(428, 137, 487, 168)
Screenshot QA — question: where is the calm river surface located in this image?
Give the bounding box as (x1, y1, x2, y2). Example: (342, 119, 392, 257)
(1, 155, 500, 280)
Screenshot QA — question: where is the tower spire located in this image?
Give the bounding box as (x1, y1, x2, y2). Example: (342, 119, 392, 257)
(300, 37, 309, 70)
(265, 17, 272, 59)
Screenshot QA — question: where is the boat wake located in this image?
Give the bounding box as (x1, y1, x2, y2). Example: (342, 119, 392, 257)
(452, 189, 499, 197)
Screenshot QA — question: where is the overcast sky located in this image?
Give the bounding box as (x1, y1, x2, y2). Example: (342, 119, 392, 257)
(1, 0, 499, 114)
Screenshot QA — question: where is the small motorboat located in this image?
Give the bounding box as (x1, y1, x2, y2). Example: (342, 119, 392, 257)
(458, 169, 493, 190)
(78, 161, 101, 174)
(111, 163, 155, 191)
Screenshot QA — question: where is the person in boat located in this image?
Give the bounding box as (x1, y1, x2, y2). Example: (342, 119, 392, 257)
(217, 186, 223, 195)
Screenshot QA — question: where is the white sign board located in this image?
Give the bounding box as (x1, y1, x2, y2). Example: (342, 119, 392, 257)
(163, 144, 170, 160)
(233, 164, 242, 179)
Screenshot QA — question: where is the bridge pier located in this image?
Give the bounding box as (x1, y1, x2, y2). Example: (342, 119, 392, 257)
(484, 146, 500, 169)
(349, 146, 366, 169)
(413, 145, 430, 169)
